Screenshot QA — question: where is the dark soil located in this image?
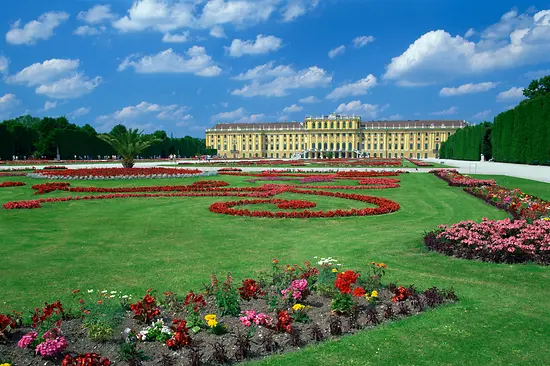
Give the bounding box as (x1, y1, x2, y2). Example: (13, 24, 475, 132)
(0, 288, 456, 365)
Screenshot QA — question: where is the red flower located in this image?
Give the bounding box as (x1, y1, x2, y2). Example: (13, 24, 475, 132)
(352, 287, 366, 297)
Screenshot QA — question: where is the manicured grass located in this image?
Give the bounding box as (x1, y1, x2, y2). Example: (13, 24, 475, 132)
(0, 173, 549, 365)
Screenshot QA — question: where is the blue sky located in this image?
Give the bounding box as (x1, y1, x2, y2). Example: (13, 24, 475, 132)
(0, 0, 548, 137)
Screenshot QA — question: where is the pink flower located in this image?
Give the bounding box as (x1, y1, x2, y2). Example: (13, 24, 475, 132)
(18, 331, 37, 348)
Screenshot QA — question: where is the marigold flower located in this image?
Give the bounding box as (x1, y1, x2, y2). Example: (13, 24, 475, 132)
(292, 303, 305, 311)
(331, 268, 338, 273)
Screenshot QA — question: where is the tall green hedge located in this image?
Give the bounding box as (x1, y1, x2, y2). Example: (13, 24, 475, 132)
(440, 122, 492, 161)
(441, 93, 550, 164)
(491, 94, 550, 164)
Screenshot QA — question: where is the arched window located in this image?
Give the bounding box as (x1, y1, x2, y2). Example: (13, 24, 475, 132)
(324, 142, 328, 150)
(336, 142, 340, 150)
(330, 143, 334, 150)
(337, 121, 340, 128)
(324, 122, 327, 129)
(330, 122, 334, 129)
(317, 142, 322, 150)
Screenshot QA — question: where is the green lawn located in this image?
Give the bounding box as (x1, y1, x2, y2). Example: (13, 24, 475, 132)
(0, 173, 548, 365)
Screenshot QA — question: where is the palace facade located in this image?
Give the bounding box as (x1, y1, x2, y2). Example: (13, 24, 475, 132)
(205, 114, 467, 159)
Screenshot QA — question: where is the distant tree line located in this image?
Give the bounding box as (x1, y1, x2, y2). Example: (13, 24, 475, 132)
(440, 75, 550, 165)
(0, 115, 215, 160)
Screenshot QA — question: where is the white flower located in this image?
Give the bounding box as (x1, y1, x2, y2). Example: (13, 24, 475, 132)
(110, 291, 117, 294)
(121, 295, 129, 299)
(87, 289, 94, 293)
(109, 295, 115, 298)
(101, 290, 107, 294)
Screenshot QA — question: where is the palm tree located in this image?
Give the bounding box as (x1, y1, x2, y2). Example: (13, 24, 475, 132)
(99, 128, 161, 168)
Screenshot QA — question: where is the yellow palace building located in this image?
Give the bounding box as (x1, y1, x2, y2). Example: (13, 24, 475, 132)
(206, 113, 467, 159)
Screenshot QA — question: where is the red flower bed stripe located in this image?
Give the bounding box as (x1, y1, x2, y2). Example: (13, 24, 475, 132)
(405, 158, 433, 167)
(0, 181, 26, 187)
(430, 169, 495, 187)
(30, 167, 203, 179)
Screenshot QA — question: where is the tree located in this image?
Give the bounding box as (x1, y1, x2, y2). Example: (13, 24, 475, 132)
(523, 75, 550, 99)
(98, 128, 161, 168)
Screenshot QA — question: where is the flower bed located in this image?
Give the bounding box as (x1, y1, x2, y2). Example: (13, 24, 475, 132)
(405, 158, 433, 167)
(28, 168, 214, 180)
(430, 169, 495, 187)
(218, 168, 242, 172)
(0, 259, 457, 365)
(31, 181, 230, 195)
(0, 182, 25, 188)
(424, 218, 550, 264)
(209, 189, 400, 218)
(465, 186, 550, 221)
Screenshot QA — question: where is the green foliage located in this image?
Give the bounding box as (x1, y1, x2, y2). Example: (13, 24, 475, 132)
(523, 75, 550, 99)
(439, 122, 492, 161)
(119, 339, 149, 364)
(0, 116, 208, 160)
(85, 322, 114, 342)
(213, 274, 241, 317)
(330, 292, 354, 314)
(491, 93, 550, 164)
(99, 128, 161, 168)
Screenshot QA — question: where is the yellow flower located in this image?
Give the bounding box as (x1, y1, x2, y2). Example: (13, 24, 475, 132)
(331, 268, 338, 273)
(207, 319, 218, 327)
(1, 363, 11, 366)
(204, 314, 217, 322)
(371, 290, 378, 298)
(292, 303, 305, 311)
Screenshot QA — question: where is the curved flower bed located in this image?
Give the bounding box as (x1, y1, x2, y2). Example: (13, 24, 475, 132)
(28, 167, 213, 180)
(0, 259, 456, 365)
(424, 218, 550, 264)
(209, 190, 400, 218)
(465, 186, 550, 221)
(430, 169, 495, 187)
(43, 166, 67, 170)
(0, 181, 25, 188)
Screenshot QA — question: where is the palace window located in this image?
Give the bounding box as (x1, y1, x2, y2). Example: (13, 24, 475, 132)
(380, 144, 384, 149)
(417, 143, 420, 149)
(330, 143, 334, 149)
(424, 143, 428, 149)
(374, 144, 377, 150)
(410, 143, 413, 150)
(367, 144, 371, 149)
(348, 142, 352, 150)
(425, 153, 428, 158)
(435, 143, 439, 151)
(394, 144, 398, 149)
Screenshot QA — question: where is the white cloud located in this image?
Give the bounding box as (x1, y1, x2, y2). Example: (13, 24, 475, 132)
(211, 107, 265, 122)
(227, 34, 282, 57)
(8, 59, 80, 86)
(0, 56, 8, 74)
(472, 109, 492, 119)
(113, 0, 195, 32)
(44, 101, 57, 111)
(77, 5, 116, 24)
(328, 45, 345, 59)
(162, 32, 190, 43)
(199, 0, 277, 28)
(232, 66, 331, 97)
(211, 107, 246, 121)
(210, 25, 226, 38)
(8, 58, 101, 100)
(74, 25, 106, 36)
(118, 47, 221, 76)
(496, 87, 525, 101)
(97, 101, 191, 132)
(232, 61, 294, 80)
(464, 28, 476, 38)
(431, 106, 459, 115)
(334, 100, 383, 118)
(113, 0, 278, 33)
(0, 94, 19, 111)
(35, 74, 102, 99)
(68, 107, 91, 119)
(6, 11, 69, 45)
(384, 9, 550, 85)
(353, 35, 375, 48)
(524, 69, 550, 79)
(389, 114, 403, 120)
(299, 96, 320, 103)
(283, 104, 303, 113)
(281, 0, 319, 22)
(439, 81, 498, 96)
(326, 74, 377, 100)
